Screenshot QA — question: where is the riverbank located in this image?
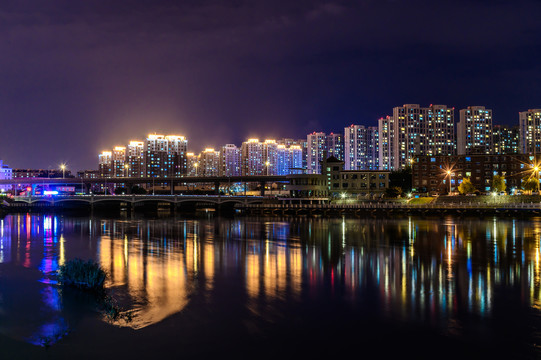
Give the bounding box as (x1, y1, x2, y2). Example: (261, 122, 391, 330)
(236, 200, 541, 217)
(3, 194, 541, 218)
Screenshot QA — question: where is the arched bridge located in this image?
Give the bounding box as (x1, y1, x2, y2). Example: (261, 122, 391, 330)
(6, 195, 266, 208)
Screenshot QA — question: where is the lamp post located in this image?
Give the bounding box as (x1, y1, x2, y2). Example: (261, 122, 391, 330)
(124, 164, 129, 178)
(535, 166, 540, 192)
(446, 170, 452, 195)
(60, 164, 66, 179)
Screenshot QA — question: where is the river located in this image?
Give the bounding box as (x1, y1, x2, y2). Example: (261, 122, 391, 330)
(0, 212, 540, 359)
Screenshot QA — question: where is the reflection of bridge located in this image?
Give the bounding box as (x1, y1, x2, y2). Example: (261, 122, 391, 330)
(0, 175, 288, 195)
(5, 195, 266, 210)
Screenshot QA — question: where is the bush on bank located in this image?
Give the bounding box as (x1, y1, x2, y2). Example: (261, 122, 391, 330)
(58, 258, 106, 291)
(58, 258, 134, 323)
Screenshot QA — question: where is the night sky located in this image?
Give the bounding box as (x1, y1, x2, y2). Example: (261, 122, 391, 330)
(1, 0, 540, 171)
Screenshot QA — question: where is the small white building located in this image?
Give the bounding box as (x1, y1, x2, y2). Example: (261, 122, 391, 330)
(0, 160, 13, 192)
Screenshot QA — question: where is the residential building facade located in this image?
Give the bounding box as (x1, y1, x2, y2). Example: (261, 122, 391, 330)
(380, 104, 456, 170)
(344, 125, 379, 170)
(411, 154, 531, 194)
(457, 106, 493, 155)
(519, 109, 541, 154)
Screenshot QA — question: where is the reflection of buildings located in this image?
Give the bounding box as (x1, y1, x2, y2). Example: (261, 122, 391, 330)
(0, 215, 67, 346)
(4, 214, 541, 341)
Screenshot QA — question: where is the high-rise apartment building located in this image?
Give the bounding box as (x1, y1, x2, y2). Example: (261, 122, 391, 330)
(457, 106, 493, 155)
(199, 148, 220, 177)
(112, 146, 126, 177)
(238, 138, 302, 176)
(165, 135, 188, 176)
(326, 133, 344, 161)
(378, 116, 392, 170)
(241, 139, 264, 176)
(219, 144, 241, 177)
(307, 132, 327, 174)
(519, 109, 541, 154)
(289, 145, 303, 174)
(379, 104, 455, 170)
(144, 134, 188, 177)
(275, 144, 303, 175)
(126, 141, 144, 177)
(186, 152, 198, 176)
(278, 138, 307, 170)
(493, 125, 520, 155)
(262, 140, 278, 175)
(344, 125, 379, 170)
(98, 151, 112, 178)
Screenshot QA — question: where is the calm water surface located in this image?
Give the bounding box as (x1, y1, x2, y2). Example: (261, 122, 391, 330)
(1, 212, 541, 359)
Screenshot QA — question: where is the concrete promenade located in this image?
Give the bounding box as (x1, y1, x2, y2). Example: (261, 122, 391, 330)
(236, 201, 541, 216)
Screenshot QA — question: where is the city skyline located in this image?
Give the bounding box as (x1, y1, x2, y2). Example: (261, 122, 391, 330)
(1, 1, 541, 170)
(2, 103, 540, 173)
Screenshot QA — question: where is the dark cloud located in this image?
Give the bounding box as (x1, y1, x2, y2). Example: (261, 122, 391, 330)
(0, 0, 540, 170)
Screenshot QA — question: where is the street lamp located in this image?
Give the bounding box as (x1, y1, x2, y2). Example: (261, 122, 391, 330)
(60, 164, 66, 179)
(124, 164, 129, 177)
(535, 166, 540, 192)
(265, 161, 270, 176)
(446, 170, 452, 195)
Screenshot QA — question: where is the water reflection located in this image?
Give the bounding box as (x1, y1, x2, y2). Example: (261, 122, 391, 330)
(0, 214, 67, 346)
(2, 214, 541, 345)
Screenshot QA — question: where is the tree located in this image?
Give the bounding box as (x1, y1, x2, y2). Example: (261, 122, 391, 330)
(114, 186, 127, 195)
(491, 175, 506, 193)
(385, 186, 402, 198)
(131, 186, 147, 194)
(458, 177, 476, 195)
(522, 176, 538, 193)
(389, 168, 412, 193)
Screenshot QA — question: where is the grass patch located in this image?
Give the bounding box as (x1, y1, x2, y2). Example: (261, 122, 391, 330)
(407, 197, 435, 205)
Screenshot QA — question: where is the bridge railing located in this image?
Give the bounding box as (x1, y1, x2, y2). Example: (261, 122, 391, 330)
(238, 201, 541, 210)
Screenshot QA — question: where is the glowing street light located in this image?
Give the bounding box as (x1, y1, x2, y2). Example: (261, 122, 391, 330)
(60, 164, 66, 179)
(124, 164, 129, 177)
(265, 160, 271, 176)
(446, 170, 452, 195)
(535, 166, 540, 192)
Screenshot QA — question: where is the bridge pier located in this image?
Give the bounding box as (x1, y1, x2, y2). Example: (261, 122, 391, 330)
(214, 181, 220, 195)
